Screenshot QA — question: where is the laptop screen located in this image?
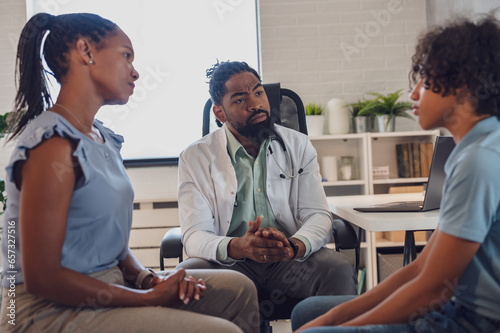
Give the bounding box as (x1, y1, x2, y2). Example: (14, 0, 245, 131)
(421, 136, 456, 211)
(353, 136, 456, 213)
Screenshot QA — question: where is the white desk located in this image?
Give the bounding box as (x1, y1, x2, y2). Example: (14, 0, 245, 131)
(327, 193, 439, 289)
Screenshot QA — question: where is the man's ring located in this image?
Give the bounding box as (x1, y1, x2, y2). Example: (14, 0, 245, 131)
(264, 254, 267, 261)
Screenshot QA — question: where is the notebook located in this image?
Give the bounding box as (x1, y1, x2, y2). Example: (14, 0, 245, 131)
(354, 136, 455, 212)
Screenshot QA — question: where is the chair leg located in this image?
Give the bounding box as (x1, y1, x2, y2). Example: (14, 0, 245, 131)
(260, 320, 273, 333)
(355, 228, 363, 273)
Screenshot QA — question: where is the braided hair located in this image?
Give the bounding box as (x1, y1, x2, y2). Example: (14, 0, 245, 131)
(206, 60, 261, 106)
(8, 12, 117, 139)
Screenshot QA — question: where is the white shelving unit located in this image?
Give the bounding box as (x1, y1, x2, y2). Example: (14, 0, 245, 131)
(310, 130, 439, 196)
(368, 130, 440, 195)
(311, 130, 440, 288)
(309, 133, 369, 197)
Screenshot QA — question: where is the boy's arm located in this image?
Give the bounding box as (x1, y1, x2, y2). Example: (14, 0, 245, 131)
(297, 228, 479, 331)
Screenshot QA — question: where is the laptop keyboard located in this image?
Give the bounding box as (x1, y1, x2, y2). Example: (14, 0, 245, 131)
(390, 201, 424, 207)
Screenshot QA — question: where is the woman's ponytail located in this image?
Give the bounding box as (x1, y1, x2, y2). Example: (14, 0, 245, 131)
(7, 12, 116, 140)
(9, 13, 55, 140)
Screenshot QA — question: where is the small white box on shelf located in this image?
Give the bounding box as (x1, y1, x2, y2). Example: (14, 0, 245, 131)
(372, 166, 389, 179)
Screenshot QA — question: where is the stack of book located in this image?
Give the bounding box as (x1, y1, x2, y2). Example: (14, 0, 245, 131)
(395, 142, 434, 178)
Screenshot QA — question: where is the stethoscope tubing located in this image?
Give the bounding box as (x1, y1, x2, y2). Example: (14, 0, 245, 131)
(268, 135, 303, 179)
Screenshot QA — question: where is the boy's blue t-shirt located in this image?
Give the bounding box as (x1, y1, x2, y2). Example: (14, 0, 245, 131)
(439, 116, 500, 321)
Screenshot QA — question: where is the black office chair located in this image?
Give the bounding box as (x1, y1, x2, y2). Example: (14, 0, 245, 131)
(160, 83, 359, 333)
(202, 82, 307, 136)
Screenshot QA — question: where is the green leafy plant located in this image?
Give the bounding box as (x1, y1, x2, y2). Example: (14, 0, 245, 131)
(0, 112, 10, 138)
(348, 100, 369, 117)
(357, 90, 413, 129)
(305, 103, 324, 116)
(349, 100, 375, 132)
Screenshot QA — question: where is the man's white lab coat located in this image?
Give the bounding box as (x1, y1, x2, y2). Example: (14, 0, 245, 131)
(178, 124, 333, 264)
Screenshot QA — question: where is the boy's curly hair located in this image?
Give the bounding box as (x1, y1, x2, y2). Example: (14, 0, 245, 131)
(206, 60, 261, 106)
(410, 14, 500, 117)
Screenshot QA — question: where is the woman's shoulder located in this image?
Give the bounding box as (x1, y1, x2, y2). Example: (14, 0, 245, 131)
(17, 111, 124, 151)
(17, 111, 82, 147)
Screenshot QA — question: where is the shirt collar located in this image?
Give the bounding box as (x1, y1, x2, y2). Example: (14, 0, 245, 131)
(224, 125, 245, 162)
(446, 116, 500, 169)
(224, 124, 271, 162)
(459, 116, 499, 147)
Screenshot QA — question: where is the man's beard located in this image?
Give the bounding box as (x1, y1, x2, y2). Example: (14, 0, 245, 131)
(235, 110, 275, 144)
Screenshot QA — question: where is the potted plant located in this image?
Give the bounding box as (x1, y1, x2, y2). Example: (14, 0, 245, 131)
(357, 90, 413, 132)
(349, 100, 372, 133)
(305, 103, 325, 136)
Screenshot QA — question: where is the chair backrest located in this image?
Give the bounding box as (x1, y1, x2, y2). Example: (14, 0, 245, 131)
(202, 82, 307, 136)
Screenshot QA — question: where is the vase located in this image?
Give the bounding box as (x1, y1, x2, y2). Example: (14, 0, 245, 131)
(339, 156, 356, 180)
(353, 116, 371, 133)
(325, 98, 350, 134)
(321, 155, 338, 181)
(376, 115, 395, 132)
(306, 115, 324, 136)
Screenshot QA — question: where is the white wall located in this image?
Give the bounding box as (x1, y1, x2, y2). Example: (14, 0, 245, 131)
(0, 0, 25, 183)
(426, 0, 500, 27)
(0, 0, 25, 116)
(260, 0, 425, 111)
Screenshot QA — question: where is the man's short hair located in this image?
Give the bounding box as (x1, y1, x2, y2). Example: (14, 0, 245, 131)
(410, 14, 500, 117)
(206, 61, 261, 106)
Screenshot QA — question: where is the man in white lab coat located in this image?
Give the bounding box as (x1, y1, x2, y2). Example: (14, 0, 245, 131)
(177, 61, 357, 319)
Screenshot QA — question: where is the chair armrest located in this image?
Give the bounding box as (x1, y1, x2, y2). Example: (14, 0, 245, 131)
(332, 219, 358, 250)
(159, 227, 183, 269)
(332, 219, 360, 273)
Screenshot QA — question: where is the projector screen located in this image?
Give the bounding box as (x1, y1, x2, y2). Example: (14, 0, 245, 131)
(28, 0, 261, 164)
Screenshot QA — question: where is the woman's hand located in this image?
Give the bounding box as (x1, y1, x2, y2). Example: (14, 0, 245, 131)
(178, 274, 206, 304)
(147, 269, 206, 307)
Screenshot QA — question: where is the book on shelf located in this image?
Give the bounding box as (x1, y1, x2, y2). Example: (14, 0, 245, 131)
(411, 142, 421, 178)
(396, 143, 410, 178)
(420, 142, 433, 177)
(388, 185, 424, 194)
(382, 230, 428, 243)
(395, 142, 434, 178)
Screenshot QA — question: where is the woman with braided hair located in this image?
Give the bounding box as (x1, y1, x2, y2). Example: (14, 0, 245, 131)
(0, 12, 259, 333)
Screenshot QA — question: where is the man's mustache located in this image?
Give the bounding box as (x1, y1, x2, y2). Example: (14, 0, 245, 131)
(248, 109, 269, 121)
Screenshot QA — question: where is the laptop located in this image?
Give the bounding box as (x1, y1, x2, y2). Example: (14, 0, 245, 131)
(354, 136, 455, 212)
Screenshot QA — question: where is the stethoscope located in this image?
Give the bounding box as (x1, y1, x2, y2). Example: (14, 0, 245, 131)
(268, 134, 304, 179)
(233, 133, 303, 207)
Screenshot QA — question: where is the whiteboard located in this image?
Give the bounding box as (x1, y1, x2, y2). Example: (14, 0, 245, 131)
(28, 0, 261, 163)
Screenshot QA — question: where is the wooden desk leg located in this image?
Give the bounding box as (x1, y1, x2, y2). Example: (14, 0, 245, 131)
(403, 231, 417, 266)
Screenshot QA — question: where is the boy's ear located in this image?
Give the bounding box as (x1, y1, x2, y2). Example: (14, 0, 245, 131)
(455, 86, 472, 105)
(75, 38, 95, 65)
(213, 105, 226, 123)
